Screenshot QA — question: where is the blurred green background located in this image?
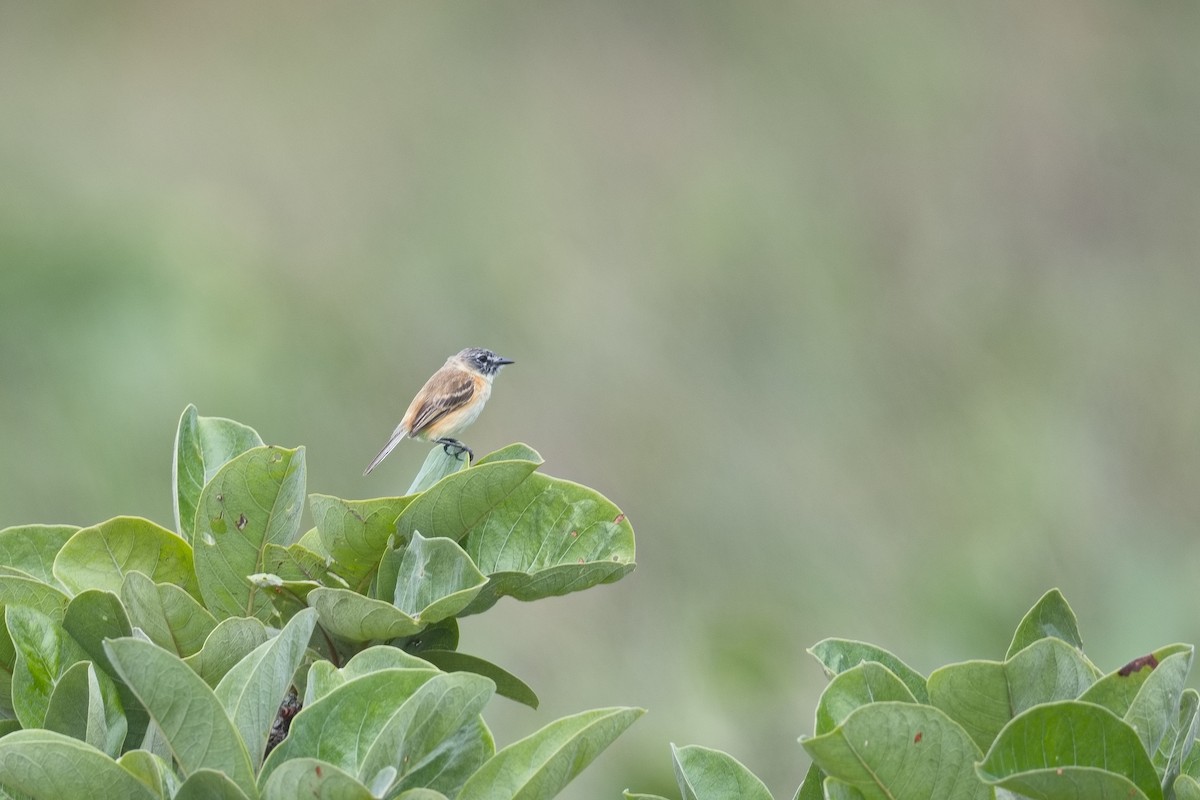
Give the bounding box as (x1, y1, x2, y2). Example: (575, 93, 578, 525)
(2, 3, 1199, 796)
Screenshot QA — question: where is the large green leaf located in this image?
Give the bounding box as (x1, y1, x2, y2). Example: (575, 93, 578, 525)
(814, 661, 918, 735)
(0, 574, 69, 618)
(418, 650, 539, 709)
(183, 616, 271, 687)
(458, 472, 636, 614)
(361, 672, 495, 795)
(7, 605, 96, 729)
(808, 639, 929, 703)
(1078, 644, 1193, 756)
(121, 571, 217, 657)
(173, 405, 265, 543)
(61, 590, 147, 748)
(977, 700, 1163, 800)
(261, 759, 375, 800)
(43, 661, 126, 757)
(307, 587, 423, 641)
(456, 706, 644, 800)
(260, 668, 443, 784)
(390, 532, 487, 624)
(1005, 588, 1085, 658)
(0, 524, 78, 589)
(0, 729, 159, 800)
(309, 494, 414, 590)
(104, 637, 256, 793)
(53, 516, 199, 599)
(670, 743, 773, 800)
(194, 446, 307, 621)
(801, 701, 988, 800)
(928, 637, 1099, 752)
(303, 645, 434, 705)
(394, 458, 543, 544)
(214, 609, 317, 769)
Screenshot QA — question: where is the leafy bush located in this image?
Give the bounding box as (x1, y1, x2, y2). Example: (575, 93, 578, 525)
(632, 590, 1199, 800)
(0, 405, 640, 799)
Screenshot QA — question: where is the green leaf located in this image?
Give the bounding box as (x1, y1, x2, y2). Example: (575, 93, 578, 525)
(815, 661, 918, 736)
(1156, 688, 1199, 796)
(174, 769, 255, 800)
(801, 702, 988, 800)
(978, 700, 1163, 800)
(103, 637, 256, 792)
(194, 446, 307, 621)
(260, 668, 442, 784)
(173, 405, 265, 543)
(808, 639, 929, 703)
(0, 573, 69, 618)
(474, 443, 543, 466)
(8, 605, 80, 728)
(307, 587, 423, 641)
(61, 590, 147, 749)
(457, 706, 644, 800)
(53, 516, 200, 600)
(261, 759, 375, 800)
(795, 762, 826, 800)
(183, 616, 271, 687)
(262, 542, 346, 588)
(1006, 588, 1085, 658)
(1177, 775, 1200, 800)
(0, 729, 159, 800)
(303, 645, 433, 705)
(624, 794, 671, 800)
(394, 791, 451, 800)
(418, 650, 539, 709)
(407, 446, 471, 495)
(1078, 645, 1193, 756)
(0, 524, 78, 589)
(392, 617, 459, 655)
(214, 608, 317, 769)
(121, 571, 217, 657)
(117, 749, 180, 799)
(459, 472, 636, 614)
(362, 672, 496, 795)
(394, 458, 542, 545)
(43, 661, 126, 757)
(391, 532, 487, 624)
(823, 777, 869, 800)
(309, 494, 414, 590)
(928, 637, 1099, 752)
(670, 743, 772, 800)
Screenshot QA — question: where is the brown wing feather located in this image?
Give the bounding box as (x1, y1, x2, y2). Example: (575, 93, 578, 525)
(403, 367, 477, 436)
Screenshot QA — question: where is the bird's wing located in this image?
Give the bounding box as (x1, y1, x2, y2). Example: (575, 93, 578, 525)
(404, 367, 477, 436)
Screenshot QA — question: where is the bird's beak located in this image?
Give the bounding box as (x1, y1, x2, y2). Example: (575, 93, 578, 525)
(494, 356, 515, 366)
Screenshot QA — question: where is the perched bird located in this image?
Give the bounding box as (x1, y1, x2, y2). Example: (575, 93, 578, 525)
(363, 347, 514, 474)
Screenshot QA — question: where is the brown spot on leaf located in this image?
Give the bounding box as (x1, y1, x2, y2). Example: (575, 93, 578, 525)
(236, 513, 248, 530)
(1118, 653, 1159, 677)
(913, 731, 922, 743)
(613, 513, 626, 524)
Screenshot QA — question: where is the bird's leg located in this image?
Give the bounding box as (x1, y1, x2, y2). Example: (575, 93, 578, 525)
(436, 438, 473, 461)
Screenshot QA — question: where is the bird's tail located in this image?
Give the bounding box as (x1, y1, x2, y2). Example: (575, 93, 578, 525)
(363, 427, 407, 475)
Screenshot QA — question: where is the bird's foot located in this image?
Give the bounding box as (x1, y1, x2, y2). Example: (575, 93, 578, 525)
(436, 438, 473, 461)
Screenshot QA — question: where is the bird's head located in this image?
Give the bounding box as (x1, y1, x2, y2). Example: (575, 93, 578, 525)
(456, 347, 515, 377)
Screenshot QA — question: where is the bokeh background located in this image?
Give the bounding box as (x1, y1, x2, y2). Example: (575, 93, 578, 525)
(3, 3, 1199, 796)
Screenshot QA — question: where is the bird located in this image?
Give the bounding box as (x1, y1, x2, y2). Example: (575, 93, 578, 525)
(363, 347, 514, 475)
